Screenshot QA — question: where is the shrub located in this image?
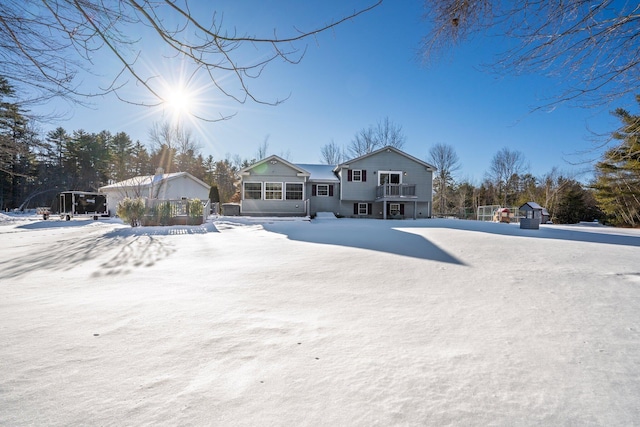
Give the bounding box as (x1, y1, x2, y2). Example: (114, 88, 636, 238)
(157, 201, 172, 226)
(188, 198, 203, 220)
(117, 197, 146, 227)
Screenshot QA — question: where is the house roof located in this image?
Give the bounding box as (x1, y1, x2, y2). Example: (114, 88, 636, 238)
(335, 146, 437, 172)
(239, 155, 310, 177)
(99, 172, 209, 191)
(520, 201, 544, 210)
(296, 164, 339, 182)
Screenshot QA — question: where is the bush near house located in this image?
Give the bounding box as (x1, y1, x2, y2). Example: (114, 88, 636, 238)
(116, 197, 146, 227)
(118, 197, 206, 227)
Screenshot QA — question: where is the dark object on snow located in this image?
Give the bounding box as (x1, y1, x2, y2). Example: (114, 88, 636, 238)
(56, 191, 108, 221)
(222, 203, 241, 216)
(519, 202, 545, 229)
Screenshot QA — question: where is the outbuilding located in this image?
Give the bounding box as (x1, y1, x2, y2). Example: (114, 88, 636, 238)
(519, 202, 544, 229)
(494, 207, 511, 223)
(99, 169, 210, 216)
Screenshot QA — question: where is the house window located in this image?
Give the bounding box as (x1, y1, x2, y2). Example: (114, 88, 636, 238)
(244, 182, 262, 199)
(378, 171, 401, 185)
(390, 203, 400, 216)
(265, 182, 283, 200)
(358, 203, 368, 215)
(348, 169, 366, 182)
(316, 184, 329, 197)
(285, 183, 303, 200)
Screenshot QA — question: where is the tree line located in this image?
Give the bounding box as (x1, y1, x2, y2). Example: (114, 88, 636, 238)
(321, 113, 639, 227)
(0, 77, 242, 210)
(1, 78, 639, 227)
(2, 2, 639, 226)
(424, 96, 640, 228)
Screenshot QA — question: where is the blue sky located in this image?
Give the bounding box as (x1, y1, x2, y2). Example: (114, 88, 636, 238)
(37, 0, 631, 183)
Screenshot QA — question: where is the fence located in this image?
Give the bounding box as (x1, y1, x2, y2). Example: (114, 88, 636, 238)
(144, 198, 210, 225)
(477, 205, 522, 223)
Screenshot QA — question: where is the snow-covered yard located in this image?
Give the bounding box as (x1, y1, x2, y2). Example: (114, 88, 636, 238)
(1, 213, 639, 426)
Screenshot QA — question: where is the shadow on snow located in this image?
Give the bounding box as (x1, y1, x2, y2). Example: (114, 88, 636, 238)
(258, 218, 467, 266)
(235, 217, 640, 265)
(1, 223, 219, 279)
(421, 218, 640, 248)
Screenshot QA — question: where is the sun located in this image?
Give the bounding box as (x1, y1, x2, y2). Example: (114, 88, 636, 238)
(164, 86, 193, 116)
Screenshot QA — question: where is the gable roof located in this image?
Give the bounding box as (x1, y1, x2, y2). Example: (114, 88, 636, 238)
(239, 155, 310, 177)
(99, 172, 209, 191)
(334, 146, 437, 172)
(520, 201, 544, 210)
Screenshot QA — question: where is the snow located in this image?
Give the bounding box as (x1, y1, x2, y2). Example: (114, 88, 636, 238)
(295, 164, 340, 182)
(1, 213, 640, 426)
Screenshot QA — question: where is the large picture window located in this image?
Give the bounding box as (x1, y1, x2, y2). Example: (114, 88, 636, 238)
(265, 182, 283, 200)
(244, 182, 262, 199)
(285, 183, 303, 200)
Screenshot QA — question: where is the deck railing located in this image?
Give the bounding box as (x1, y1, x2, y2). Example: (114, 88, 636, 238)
(144, 198, 210, 225)
(376, 184, 417, 199)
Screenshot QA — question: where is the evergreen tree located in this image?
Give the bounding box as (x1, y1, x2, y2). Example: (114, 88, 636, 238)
(150, 144, 177, 174)
(554, 181, 602, 224)
(214, 159, 237, 203)
(45, 127, 69, 168)
(0, 79, 33, 209)
(110, 132, 134, 182)
(593, 96, 640, 227)
(130, 141, 152, 176)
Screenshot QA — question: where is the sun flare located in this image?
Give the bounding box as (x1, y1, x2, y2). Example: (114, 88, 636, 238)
(164, 86, 192, 115)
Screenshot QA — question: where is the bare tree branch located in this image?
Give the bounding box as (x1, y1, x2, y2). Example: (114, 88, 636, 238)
(320, 140, 345, 164)
(428, 143, 461, 216)
(420, 1, 640, 107)
(348, 116, 406, 157)
(0, 0, 382, 120)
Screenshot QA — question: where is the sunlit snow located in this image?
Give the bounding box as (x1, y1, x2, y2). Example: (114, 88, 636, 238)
(1, 212, 639, 425)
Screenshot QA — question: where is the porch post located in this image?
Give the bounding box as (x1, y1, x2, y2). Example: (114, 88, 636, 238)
(383, 200, 387, 220)
(414, 200, 417, 220)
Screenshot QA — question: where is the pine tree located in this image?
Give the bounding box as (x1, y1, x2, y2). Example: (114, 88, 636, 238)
(110, 132, 134, 182)
(593, 96, 640, 227)
(0, 79, 33, 209)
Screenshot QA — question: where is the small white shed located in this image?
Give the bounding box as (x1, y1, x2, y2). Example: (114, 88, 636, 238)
(99, 170, 210, 216)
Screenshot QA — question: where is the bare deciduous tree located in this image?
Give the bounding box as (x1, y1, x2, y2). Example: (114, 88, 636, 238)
(148, 121, 201, 173)
(320, 140, 345, 164)
(148, 122, 190, 152)
(428, 143, 460, 215)
(256, 136, 270, 161)
(0, 1, 381, 116)
(420, 1, 640, 107)
(487, 147, 528, 206)
(348, 117, 406, 157)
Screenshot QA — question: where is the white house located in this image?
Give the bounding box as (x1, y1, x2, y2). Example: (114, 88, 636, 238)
(99, 170, 210, 216)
